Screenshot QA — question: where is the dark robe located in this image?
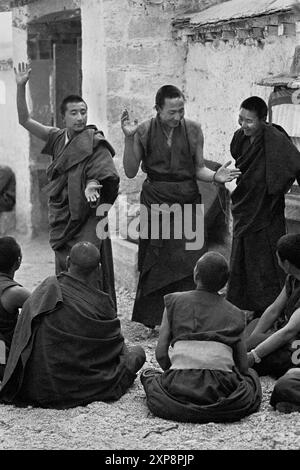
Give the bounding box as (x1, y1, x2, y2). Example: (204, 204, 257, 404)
(0, 166, 15, 212)
(0, 273, 145, 409)
(270, 369, 300, 409)
(0, 274, 21, 348)
(0, 274, 21, 379)
(248, 275, 300, 379)
(42, 126, 120, 306)
(141, 289, 262, 423)
(227, 123, 300, 312)
(132, 116, 229, 327)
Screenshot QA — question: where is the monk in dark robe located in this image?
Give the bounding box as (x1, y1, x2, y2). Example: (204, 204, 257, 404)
(270, 369, 300, 414)
(246, 234, 300, 380)
(0, 237, 30, 379)
(0, 242, 146, 409)
(15, 63, 119, 306)
(0, 166, 15, 212)
(121, 85, 241, 327)
(141, 252, 261, 423)
(227, 96, 300, 315)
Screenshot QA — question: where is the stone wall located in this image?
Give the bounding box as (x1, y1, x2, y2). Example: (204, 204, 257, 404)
(9, 0, 80, 234)
(0, 0, 10, 11)
(81, 0, 227, 206)
(1, 0, 228, 235)
(184, 35, 296, 164)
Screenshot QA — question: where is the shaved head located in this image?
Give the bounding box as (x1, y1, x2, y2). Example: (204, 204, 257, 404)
(194, 252, 229, 292)
(69, 242, 100, 272)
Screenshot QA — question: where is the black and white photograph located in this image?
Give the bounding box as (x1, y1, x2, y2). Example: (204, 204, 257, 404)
(0, 0, 299, 455)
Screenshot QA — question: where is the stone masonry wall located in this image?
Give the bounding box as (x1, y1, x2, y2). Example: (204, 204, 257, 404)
(82, 0, 227, 206)
(183, 33, 296, 166)
(10, 0, 80, 233)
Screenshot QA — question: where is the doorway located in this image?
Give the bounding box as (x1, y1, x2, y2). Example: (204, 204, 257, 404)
(27, 9, 82, 234)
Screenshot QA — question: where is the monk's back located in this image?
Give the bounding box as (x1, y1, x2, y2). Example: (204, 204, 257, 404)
(165, 289, 245, 347)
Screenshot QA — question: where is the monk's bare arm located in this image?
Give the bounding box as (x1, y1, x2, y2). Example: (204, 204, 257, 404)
(15, 63, 57, 142)
(251, 286, 287, 336)
(253, 308, 300, 360)
(233, 333, 249, 374)
(246, 287, 287, 351)
(1, 285, 31, 315)
(121, 109, 143, 178)
(194, 125, 216, 182)
(123, 134, 143, 178)
(193, 123, 241, 183)
(155, 308, 172, 371)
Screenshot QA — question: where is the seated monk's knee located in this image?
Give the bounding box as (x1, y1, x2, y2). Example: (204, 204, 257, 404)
(125, 345, 146, 374)
(273, 369, 300, 402)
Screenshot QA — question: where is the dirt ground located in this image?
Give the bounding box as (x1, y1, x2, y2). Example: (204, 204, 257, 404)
(0, 232, 299, 451)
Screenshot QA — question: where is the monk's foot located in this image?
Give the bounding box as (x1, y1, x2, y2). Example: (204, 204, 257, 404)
(275, 401, 300, 413)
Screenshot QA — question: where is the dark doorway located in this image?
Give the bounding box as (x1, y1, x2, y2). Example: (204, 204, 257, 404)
(27, 9, 82, 234)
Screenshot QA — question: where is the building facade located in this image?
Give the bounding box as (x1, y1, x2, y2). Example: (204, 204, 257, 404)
(0, 0, 299, 241)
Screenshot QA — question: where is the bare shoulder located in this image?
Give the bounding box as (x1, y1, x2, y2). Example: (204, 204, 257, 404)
(1, 285, 30, 312)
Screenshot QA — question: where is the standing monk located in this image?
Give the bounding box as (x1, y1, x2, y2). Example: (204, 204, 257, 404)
(121, 85, 241, 328)
(227, 96, 300, 316)
(15, 63, 119, 305)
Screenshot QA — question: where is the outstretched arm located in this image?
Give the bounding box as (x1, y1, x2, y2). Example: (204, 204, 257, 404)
(248, 307, 300, 367)
(155, 308, 172, 370)
(121, 109, 143, 178)
(247, 285, 287, 352)
(194, 124, 241, 183)
(15, 62, 57, 142)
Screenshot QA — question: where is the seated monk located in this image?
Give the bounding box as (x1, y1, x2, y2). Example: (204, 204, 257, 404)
(246, 234, 300, 378)
(270, 368, 300, 414)
(0, 237, 30, 379)
(0, 241, 146, 408)
(141, 252, 261, 423)
(0, 166, 16, 212)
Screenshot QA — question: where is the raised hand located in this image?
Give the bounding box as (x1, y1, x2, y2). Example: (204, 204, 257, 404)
(14, 62, 31, 86)
(121, 109, 139, 137)
(214, 161, 241, 183)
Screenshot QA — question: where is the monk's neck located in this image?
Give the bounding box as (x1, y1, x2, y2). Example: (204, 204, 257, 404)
(66, 128, 85, 141)
(249, 125, 264, 144)
(195, 281, 220, 295)
(68, 271, 99, 289)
